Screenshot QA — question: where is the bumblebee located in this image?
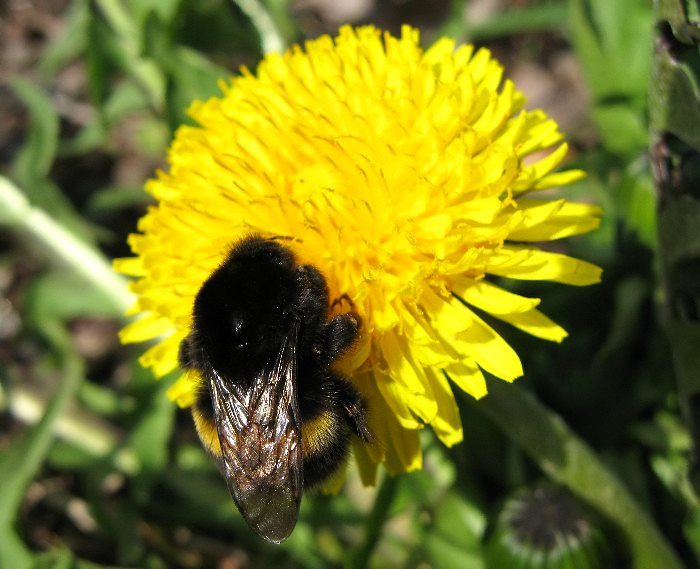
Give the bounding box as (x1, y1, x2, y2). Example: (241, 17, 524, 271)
(178, 236, 372, 543)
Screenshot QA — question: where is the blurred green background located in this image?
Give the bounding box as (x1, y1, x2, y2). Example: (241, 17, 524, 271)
(1, 0, 698, 567)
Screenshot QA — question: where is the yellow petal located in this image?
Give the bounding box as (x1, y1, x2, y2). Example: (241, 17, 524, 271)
(166, 372, 198, 407)
(531, 169, 586, 191)
(360, 368, 423, 473)
(419, 286, 473, 335)
(494, 307, 568, 342)
(488, 246, 603, 285)
(509, 198, 602, 241)
(425, 368, 463, 447)
(514, 143, 570, 192)
(374, 372, 423, 430)
(380, 333, 438, 424)
(452, 306, 523, 381)
(352, 438, 379, 486)
(119, 314, 173, 344)
(384, 421, 422, 475)
(138, 332, 184, 377)
(113, 257, 145, 277)
(353, 372, 387, 465)
(444, 360, 488, 399)
(451, 277, 540, 315)
(515, 116, 563, 156)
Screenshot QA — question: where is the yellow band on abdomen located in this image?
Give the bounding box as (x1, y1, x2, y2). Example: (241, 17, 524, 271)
(301, 409, 339, 457)
(192, 407, 222, 457)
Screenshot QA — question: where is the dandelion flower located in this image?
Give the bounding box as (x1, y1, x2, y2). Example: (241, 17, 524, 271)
(115, 25, 601, 483)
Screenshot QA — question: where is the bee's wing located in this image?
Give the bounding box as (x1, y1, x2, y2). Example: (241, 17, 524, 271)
(209, 334, 302, 543)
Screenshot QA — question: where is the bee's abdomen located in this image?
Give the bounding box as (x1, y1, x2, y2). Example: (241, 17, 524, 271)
(301, 409, 351, 488)
(192, 403, 222, 458)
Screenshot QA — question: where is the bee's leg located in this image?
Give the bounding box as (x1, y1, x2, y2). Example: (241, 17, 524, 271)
(322, 312, 361, 363)
(331, 293, 355, 310)
(295, 264, 330, 325)
(330, 375, 373, 443)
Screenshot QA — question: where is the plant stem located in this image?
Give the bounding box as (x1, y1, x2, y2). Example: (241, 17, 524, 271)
(0, 176, 132, 314)
(475, 378, 683, 569)
(348, 474, 399, 569)
(649, 0, 700, 496)
(231, 0, 285, 54)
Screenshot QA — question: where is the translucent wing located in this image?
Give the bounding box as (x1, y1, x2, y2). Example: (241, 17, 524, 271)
(209, 334, 302, 543)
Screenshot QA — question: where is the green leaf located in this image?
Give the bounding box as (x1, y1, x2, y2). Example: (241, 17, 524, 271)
(568, 0, 652, 155)
(424, 533, 485, 569)
(127, 0, 183, 30)
(667, 321, 700, 398)
(593, 276, 650, 365)
(85, 14, 122, 109)
(349, 475, 400, 569)
(24, 272, 125, 330)
(39, 0, 90, 78)
(568, 0, 653, 100)
(60, 82, 153, 155)
(657, 0, 700, 43)
(650, 45, 700, 152)
(591, 103, 649, 156)
(438, 0, 567, 42)
(0, 340, 83, 526)
(467, 3, 568, 41)
(85, 481, 144, 566)
(47, 439, 102, 471)
(613, 167, 658, 248)
(85, 185, 153, 216)
(103, 80, 151, 123)
(174, 1, 262, 56)
(6, 83, 97, 243)
(421, 487, 487, 568)
(143, 13, 229, 129)
(10, 78, 59, 185)
(31, 547, 75, 569)
(90, 0, 166, 112)
(281, 523, 326, 569)
(658, 195, 700, 264)
(0, 526, 32, 569)
(79, 381, 123, 417)
(431, 490, 486, 548)
(160, 465, 245, 528)
(684, 507, 700, 564)
(163, 46, 228, 128)
(127, 382, 175, 498)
